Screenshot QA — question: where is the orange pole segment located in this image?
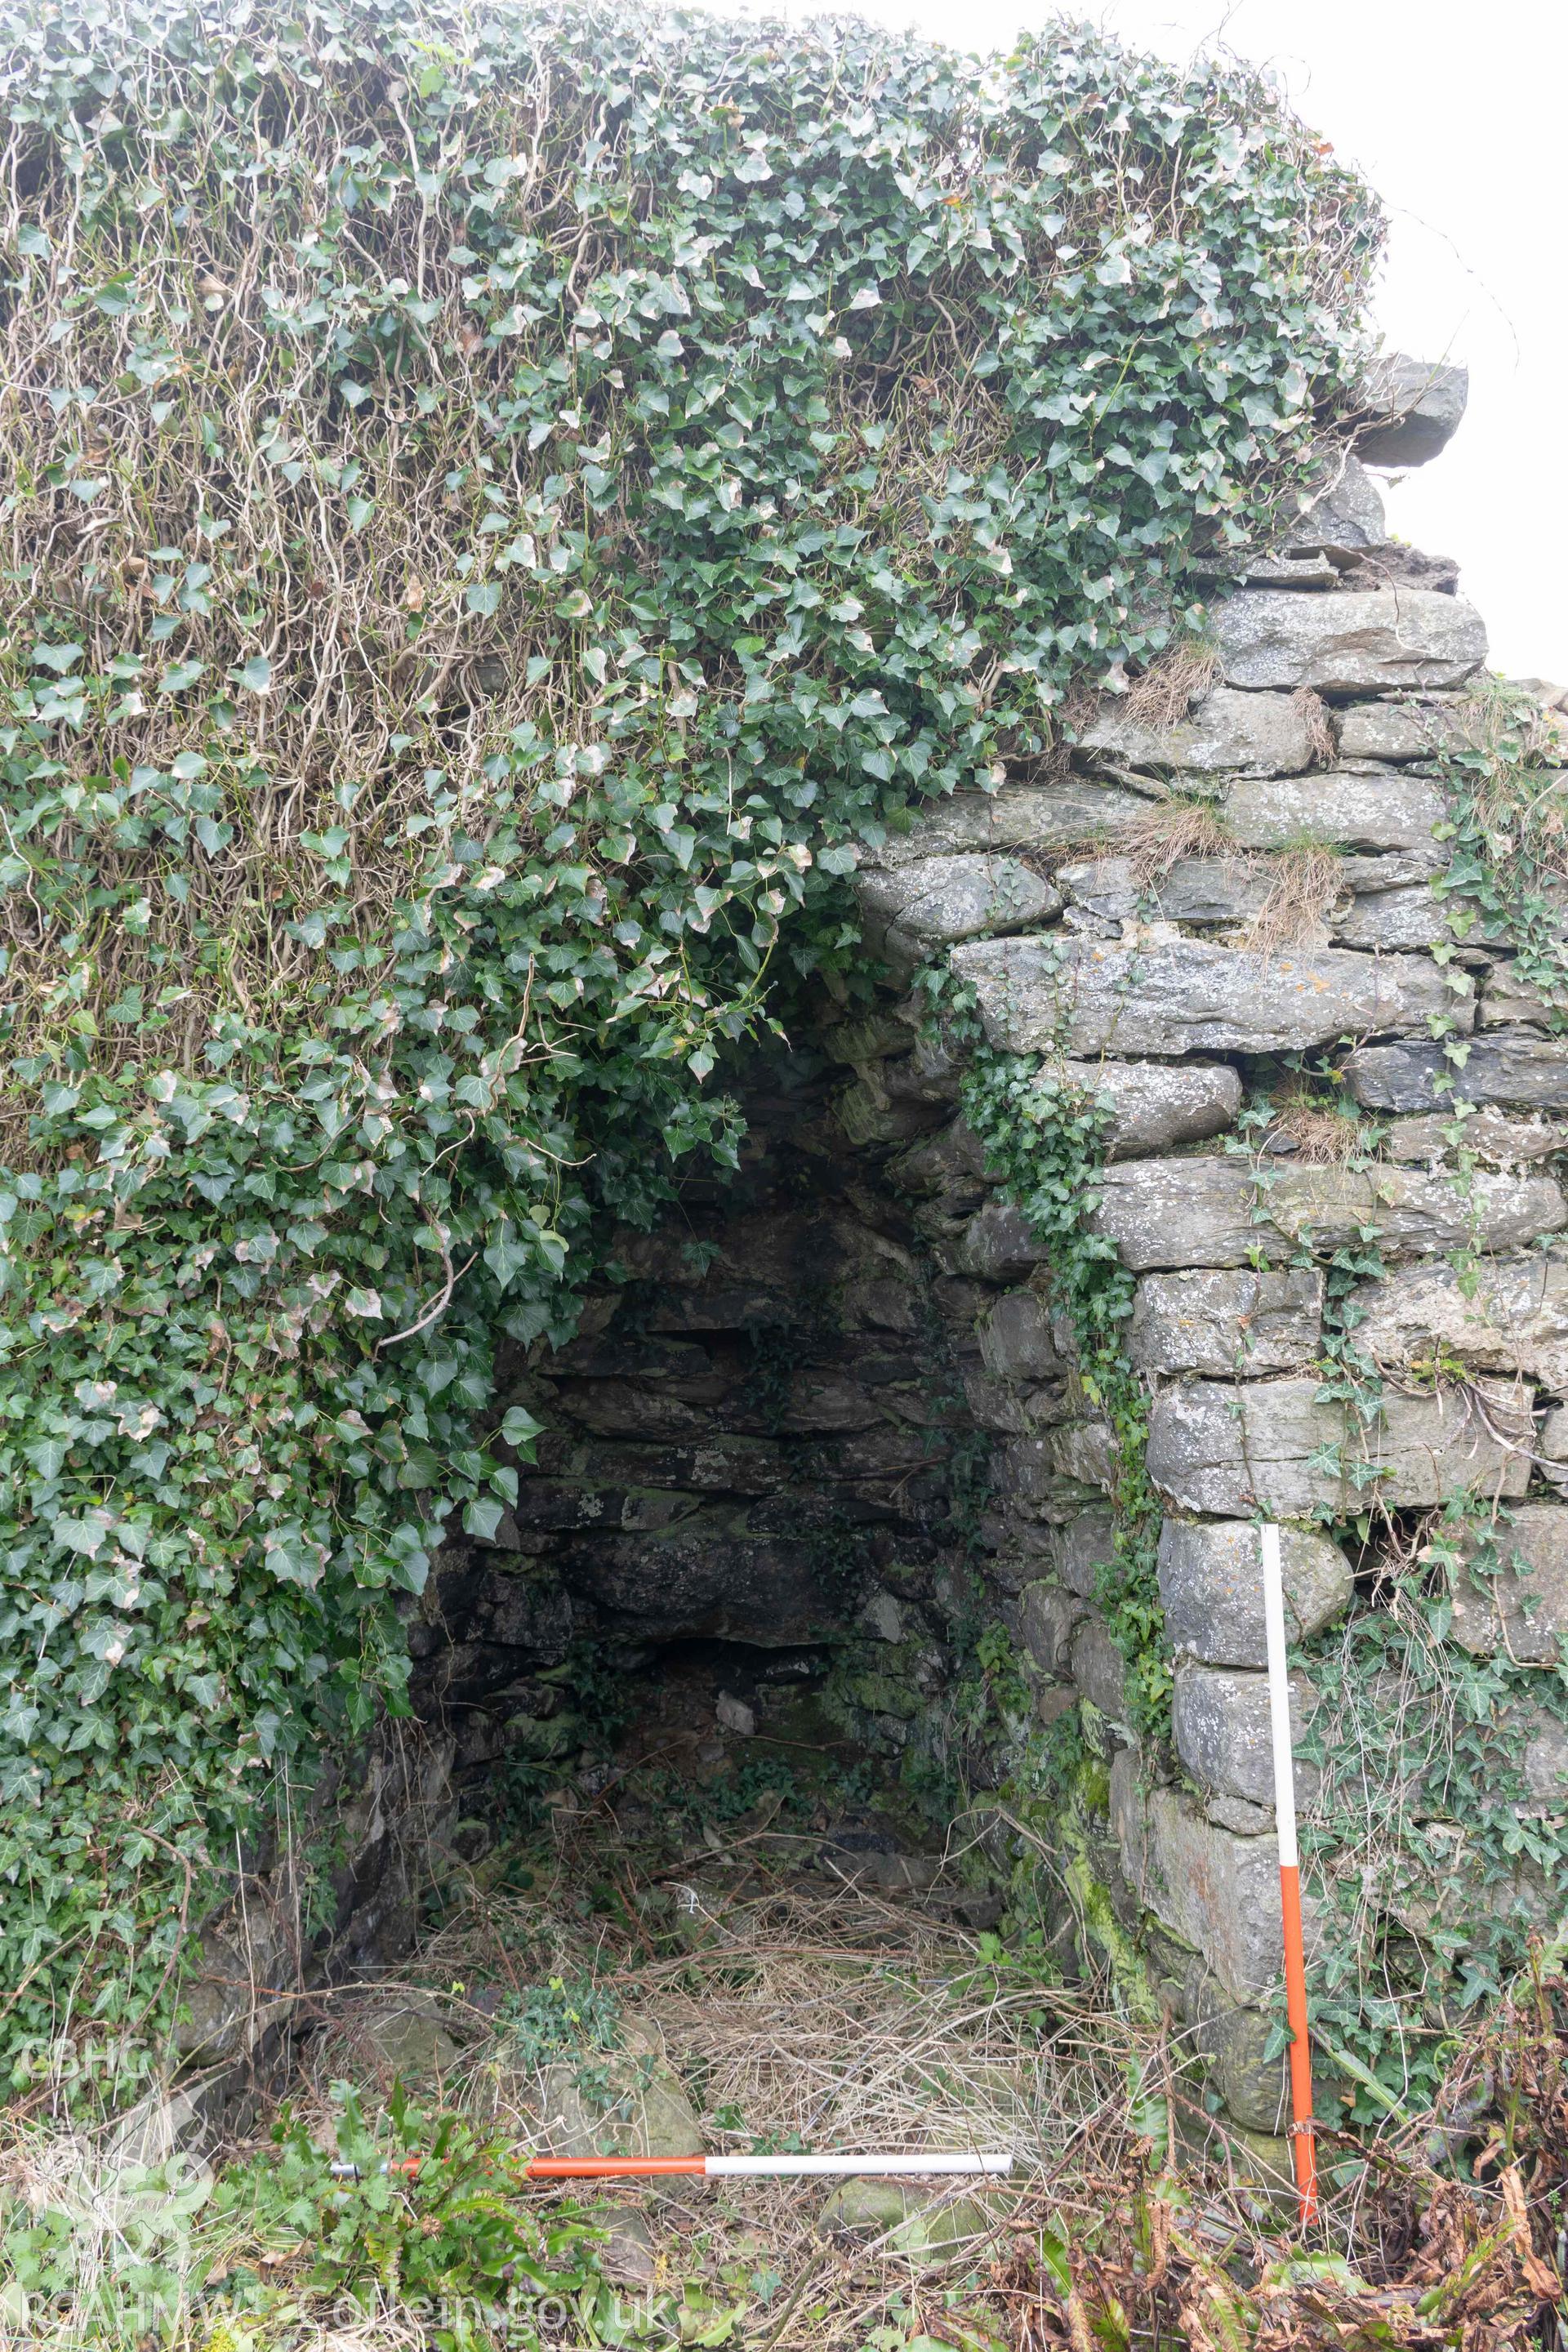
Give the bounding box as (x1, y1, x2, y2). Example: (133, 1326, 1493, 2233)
(1279, 1860, 1317, 2223)
(524, 2155, 708, 2177)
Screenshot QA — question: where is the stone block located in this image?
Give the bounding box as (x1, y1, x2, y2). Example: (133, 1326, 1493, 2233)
(1057, 853, 1272, 929)
(819, 2180, 991, 2266)
(1220, 770, 1449, 873)
(1020, 1579, 1088, 1677)
(1331, 884, 1454, 951)
(1506, 1704, 1568, 1807)
(1071, 1615, 1129, 1719)
(1157, 1519, 1352, 1666)
(1353, 354, 1469, 467)
(1205, 1794, 1275, 1835)
(871, 782, 1149, 867)
(1146, 1377, 1534, 1516)
(951, 933, 1454, 1059)
(992, 1431, 1058, 1504)
(1336, 694, 1479, 762)
(1345, 1029, 1568, 1115)
(835, 1071, 948, 1147)
(1173, 1663, 1316, 1807)
(1449, 1507, 1568, 1664)
(855, 853, 1061, 963)
(960, 1367, 1031, 1434)
(538, 2020, 704, 2160)
(1386, 1109, 1566, 1165)
(1073, 684, 1316, 779)
(1048, 1417, 1117, 1490)
(1130, 1267, 1324, 1377)
(1063, 1055, 1242, 1157)
(1481, 964, 1564, 1030)
(1090, 1155, 1563, 1273)
(980, 1289, 1069, 1379)
(952, 1200, 1045, 1281)
(1280, 452, 1387, 558)
(893, 1117, 995, 1200)
(1111, 1750, 1316, 2002)
(1056, 1506, 1117, 1598)
(1354, 1249, 1568, 1392)
(1216, 589, 1485, 693)
(1187, 1976, 1290, 2134)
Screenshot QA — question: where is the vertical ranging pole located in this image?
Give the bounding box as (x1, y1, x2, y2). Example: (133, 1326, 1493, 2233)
(1260, 1521, 1318, 2225)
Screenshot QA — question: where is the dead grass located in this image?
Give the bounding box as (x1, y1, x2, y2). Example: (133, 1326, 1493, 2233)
(1266, 1081, 1366, 1164)
(1245, 846, 1345, 953)
(1119, 640, 1220, 730)
(6, 1813, 1568, 2350)
(1292, 686, 1338, 767)
(1116, 791, 1232, 883)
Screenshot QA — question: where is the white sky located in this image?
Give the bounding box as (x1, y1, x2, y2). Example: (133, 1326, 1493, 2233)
(703, 0, 1568, 681)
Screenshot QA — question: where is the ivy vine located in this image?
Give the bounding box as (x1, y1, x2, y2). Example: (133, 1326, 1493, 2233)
(0, 0, 1381, 2072)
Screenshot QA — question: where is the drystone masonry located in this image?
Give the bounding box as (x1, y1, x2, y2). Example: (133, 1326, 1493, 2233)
(839, 356, 1568, 2158)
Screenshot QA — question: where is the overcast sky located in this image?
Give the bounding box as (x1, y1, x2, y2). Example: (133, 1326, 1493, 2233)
(701, 0, 1568, 681)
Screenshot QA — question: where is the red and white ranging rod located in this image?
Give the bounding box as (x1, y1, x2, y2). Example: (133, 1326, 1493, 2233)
(1260, 1521, 1318, 2226)
(331, 2151, 1013, 2182)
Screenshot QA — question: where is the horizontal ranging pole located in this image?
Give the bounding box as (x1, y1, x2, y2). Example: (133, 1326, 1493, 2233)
(329, 2151, 1013, 2182)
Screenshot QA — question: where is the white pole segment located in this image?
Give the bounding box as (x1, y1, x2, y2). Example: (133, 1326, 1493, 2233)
(704, 2152, 1013, 2178)
(1259, 1521, 1298, 1870)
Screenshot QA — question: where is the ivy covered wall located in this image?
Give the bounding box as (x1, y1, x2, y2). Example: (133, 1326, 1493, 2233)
(0, 0, 1385, 2083)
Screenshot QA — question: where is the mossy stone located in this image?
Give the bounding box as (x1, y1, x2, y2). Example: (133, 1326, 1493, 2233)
(818, 2180, 991, 2267)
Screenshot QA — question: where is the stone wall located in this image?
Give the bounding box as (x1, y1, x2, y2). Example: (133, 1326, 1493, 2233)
(836, 359, 1568, 2154)
(180, 356, 1568, 2156)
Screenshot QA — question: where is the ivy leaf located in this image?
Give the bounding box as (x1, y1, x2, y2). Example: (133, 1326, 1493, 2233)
(51, 1515, 110, 1557)
(500, 1405, 543, 1457)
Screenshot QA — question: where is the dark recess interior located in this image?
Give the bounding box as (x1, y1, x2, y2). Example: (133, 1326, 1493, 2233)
(402, 1029, 1009, 1914)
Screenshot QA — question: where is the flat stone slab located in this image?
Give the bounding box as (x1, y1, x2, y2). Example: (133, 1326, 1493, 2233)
(1385, 1109, 1567, 1165)
(1074, 684, 1316, 779)
(1353, 354, 1469, 467)
(1217, 589, 1485, 693)
(1336, 694, 1480, 762)
(1507, 1703, 1568, 1806)
(1174, 1663, 1316, 1807)
(1058, 854, 1274, 929)
(1146, 1378, 1534, 1515)
(1091, 1155, 1564, 1272)
(1449, 1507, 1568, 1663)
(1281, 452, 1388, 559)
(855, 853, 1061, 961)
(1343, 1030, 1568, 1113)
(979, 1289, 1070, 1379)
(1062, 1056, 1241, 1157)
(1481, 965, 1565, 1029)
(1354, 1249, 1568, 1392)
(1131, 1267, 1324, 1376)
(1054, 1505, 1117, 1597)
(871, 782, 1148, 867)
(1158, 1518, 1352, 1666)
(1071, 1615, 1128, 1718)
(952, 1200, 1046, 1280)
(1112, 1751, 1318, 2002)
(951, 934, 1454, 1058)
(1020, 1579, 1087, 1675)
(1331, 884, 1454, 951)
(1219, 771, 1450, 873)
